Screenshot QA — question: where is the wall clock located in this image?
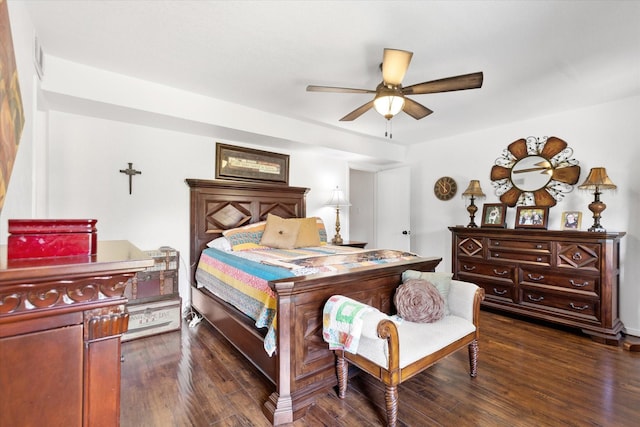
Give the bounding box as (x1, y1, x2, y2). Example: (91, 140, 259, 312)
(490, 136, 580, 207)
(434, 176, 457, 201)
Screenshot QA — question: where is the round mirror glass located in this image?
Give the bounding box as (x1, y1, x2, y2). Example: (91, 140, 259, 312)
(510, 155, 552, 192)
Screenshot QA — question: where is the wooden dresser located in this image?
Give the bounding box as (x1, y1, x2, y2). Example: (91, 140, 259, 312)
(449, 226, 625, 345)
(0, 240, 153, 427)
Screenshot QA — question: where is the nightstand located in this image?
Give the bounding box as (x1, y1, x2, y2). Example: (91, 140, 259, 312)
(334, 241, 367, 248)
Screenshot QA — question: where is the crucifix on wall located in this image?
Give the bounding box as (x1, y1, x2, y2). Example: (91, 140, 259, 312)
(119, 162, 142, 194)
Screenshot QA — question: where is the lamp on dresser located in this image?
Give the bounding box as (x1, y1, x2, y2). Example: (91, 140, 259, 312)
(578, 167, 617, 232)
(462, 180, 485, 228)
(325, 186, 351, 244)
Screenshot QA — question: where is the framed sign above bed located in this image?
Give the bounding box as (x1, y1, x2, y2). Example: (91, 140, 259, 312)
(215, 143, 289, 185)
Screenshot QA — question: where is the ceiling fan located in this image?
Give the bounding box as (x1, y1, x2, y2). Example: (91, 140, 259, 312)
(306, 48, 483, 122)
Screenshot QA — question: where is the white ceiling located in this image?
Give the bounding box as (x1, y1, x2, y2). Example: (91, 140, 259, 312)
(22, 1, 640, 149)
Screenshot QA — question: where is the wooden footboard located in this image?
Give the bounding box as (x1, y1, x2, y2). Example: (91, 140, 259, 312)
(191, 256, 441, 425)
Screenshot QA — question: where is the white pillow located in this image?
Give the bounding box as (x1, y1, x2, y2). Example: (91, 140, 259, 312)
(206, 236, 232, 251)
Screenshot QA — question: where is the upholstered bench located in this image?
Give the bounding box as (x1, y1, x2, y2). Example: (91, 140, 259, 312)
(324, 278, 484, 427)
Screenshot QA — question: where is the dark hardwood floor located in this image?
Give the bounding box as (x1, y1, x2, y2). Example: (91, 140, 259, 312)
(121, 310, 640, 426)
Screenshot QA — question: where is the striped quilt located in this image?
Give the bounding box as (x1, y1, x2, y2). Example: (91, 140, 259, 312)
(195, 246, 416, 355)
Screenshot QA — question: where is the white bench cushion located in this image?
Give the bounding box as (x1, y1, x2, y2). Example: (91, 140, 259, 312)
(356, 315, 476, 369)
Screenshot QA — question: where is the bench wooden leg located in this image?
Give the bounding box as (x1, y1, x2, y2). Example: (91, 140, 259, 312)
(384, 384, 398, 427)
(468, 339, 478, 377)
(336, 351, 348, 398)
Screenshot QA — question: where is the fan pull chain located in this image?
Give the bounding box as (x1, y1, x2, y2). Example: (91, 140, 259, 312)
(384, 119, 393, 139)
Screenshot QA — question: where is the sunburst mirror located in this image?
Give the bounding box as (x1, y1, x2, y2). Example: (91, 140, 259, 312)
(490, 136, 581, 207)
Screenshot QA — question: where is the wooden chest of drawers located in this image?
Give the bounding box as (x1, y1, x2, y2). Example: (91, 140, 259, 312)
(0, 241, 153, 427)
(449, 226, 625, 345)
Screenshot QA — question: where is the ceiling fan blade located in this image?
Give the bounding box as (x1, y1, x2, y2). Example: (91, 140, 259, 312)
(402, 72, 484, 95)
(306, 85, 375, 94)
(382, 48, 413, 86)
(402, 97, 433, 120)
(340, 100, 374, 121)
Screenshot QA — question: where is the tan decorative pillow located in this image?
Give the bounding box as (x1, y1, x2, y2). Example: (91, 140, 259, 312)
(294, 217, 322, 248)
(259, 214, 301, 249)
(394, 278, 445, 323)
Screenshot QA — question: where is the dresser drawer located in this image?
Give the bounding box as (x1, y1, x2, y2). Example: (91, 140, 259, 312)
(520, 267, 599, 296)
(479, 282, 515, 302)
(520, 289, 599, 321)
(458, 260, 514, 282)
(556, 242, 600, 272)
(489, 238, 551, 252)
(488, 250, 551, 265)
(456, 260, 515, 303)
(456, 236, 484, 258)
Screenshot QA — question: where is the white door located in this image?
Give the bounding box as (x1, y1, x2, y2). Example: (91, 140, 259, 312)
(376, 166, 411, 251)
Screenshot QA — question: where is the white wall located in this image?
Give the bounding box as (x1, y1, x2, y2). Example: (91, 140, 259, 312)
(408, 95, 640, 335)
(45, 111, 349, 306)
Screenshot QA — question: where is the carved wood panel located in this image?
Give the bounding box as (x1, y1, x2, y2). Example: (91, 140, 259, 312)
(557, 243, 600, 271)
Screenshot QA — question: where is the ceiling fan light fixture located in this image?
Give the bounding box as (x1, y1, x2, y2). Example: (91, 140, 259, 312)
(373, 84, 405, 120)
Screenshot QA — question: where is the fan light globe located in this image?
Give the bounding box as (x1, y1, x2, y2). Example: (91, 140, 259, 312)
(373, 84, 405, 119)
(374, 95, 405, 119)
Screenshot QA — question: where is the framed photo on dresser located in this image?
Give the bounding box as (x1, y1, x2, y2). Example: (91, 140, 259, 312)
(481, 203, 507, 228)
(561, 211, 582, 230)
(515, 206, 549, 229)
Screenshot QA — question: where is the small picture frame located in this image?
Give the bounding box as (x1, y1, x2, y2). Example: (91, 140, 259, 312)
(481, 203, 507, 228)
(515, 206, 549, 229)
(561, 211, 582, 230)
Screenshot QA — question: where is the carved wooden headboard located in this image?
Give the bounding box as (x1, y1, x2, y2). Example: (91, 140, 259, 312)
(185, 179, 309, 281)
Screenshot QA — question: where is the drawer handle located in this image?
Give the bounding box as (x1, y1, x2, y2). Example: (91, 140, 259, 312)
(527, 295, 544, 302)
(572, 252, 582, 261)
(536, 244, 542, 249)
(493, 253, 500, 258)
(536, 257, 542, 262)
(493, 269, 509, 276)
(494, 241, 500, 246)
(570, 302, 589, 311)
(527, 273, 545, 281)
(466, 244, 474, 250)
(569, 279, 589, 288)
(493, 288, 508, 295)
(463, 265, 476, 271)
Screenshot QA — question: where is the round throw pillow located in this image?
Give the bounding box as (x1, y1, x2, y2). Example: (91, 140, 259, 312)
(394, 278, 445, 323)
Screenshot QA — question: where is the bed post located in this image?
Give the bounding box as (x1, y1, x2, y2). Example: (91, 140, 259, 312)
(263, 280, 295, 425)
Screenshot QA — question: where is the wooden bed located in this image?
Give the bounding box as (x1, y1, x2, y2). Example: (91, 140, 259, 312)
(186, 179, 442, 425)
